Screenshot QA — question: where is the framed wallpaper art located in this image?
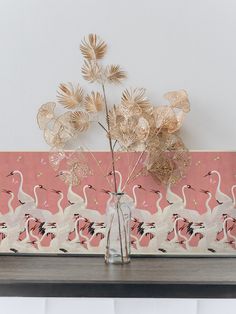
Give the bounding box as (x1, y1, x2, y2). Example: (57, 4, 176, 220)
(0, 151, 235, 256)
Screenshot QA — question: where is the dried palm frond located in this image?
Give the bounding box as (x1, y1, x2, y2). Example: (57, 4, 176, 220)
(164, 89, 190, 113)
(37, 102, 56, 130)
(85, 92, 104, 112)
(80, 34, 107, 61)
(109, 115, 150, 151)
(108, 105, 125, 139)
(70, 111, 90, 132)
(57, 83, 84, 109)
(120, 88, 152, 118)
(121, 88, 150, 108)
(105, 64, 126, 84)
(82, 60, 103, 83)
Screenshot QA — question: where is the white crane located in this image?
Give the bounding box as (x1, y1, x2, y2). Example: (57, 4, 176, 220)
(164, 185, 200, 223)
(12, 216, 38, 253)
(7, 170, 34, 205)
(63, 184, 96, 219)
(56, 171, 84, 205)
(107, 170, 123, 192)
(13, 185, 48, 225)
(130, 184, 153, 223)
(204, 170, 233, 205)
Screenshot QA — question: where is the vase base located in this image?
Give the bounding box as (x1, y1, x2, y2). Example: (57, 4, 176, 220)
(105, 254, 130, 265)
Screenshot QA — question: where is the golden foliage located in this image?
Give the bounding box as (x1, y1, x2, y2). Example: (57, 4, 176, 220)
(85, 92, 104, 112)
(81, 60, 102, 83)
(70, 111, 90, 132)
(105, 65, 126, 84)
(80, 34, 107, 61)
(37, 102, 56, 130)
(164, 89, 190, 113)
(43, 112, 75, 149)
(37, 33, 191, 186)
(57, 83, 84, 109)
(121, 88, 150, 108)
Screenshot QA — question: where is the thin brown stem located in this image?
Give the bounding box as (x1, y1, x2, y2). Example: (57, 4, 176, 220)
(101, 83, 125, 262)
(101, 83, 118, 193)
(122, 150, 146, 192)
(98, 121, 108, 133)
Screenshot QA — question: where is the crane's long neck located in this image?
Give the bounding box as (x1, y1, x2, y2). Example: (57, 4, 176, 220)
(231, 185, 236, 207)
(75, 218, 84, 240)
(115, 171, 122, 192)
(182, 186, 187, 207)
(83, 186, 89, 207)
(156, 194, 163, 212)
(173, 218, 183, 239)
(131, 234, 140, 249)
(57, 194, 64, 214)
(222, 218, 231, 240)
(132, 186, 138, 207)
(79, 229, 92, 249)
(213, 171, 221, 193)
(16, 171, 24, 194)
(33, 186, 39, 207)
(25, 218, 35, 240)
(205, 194, 212, 213)
(8, 194, 14, 214)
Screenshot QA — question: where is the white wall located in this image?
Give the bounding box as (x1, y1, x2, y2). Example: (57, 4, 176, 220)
(0, 0, 236, 151)
(0, 0, 236, 311)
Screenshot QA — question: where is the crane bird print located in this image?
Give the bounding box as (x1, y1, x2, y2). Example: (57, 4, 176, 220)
(0, 151, 235, 255)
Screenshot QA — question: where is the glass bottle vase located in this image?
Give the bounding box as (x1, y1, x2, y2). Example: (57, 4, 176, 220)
(105, 192, 132, 264)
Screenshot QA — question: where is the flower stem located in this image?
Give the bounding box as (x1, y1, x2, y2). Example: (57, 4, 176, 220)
(101, 83, 118, 193)
(102, 83, 124, 263)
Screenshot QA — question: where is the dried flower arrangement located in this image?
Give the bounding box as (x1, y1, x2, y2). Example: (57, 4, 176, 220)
(37, 34, 190, 191)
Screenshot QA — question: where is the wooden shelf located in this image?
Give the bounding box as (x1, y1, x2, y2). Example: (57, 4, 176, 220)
(0, 255, 236, 298)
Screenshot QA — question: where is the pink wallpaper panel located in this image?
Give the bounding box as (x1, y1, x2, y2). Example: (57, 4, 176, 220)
(0, 151, 235, 255)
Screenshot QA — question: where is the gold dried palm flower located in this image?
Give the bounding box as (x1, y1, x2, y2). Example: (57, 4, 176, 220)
(85, 92, 104, 112)
(121, 88, 150, 108)
(82, 60, 103, 83)
(108, 105, 124, 129)
(105, 64, 126, 84)
(37, 102, 56, 130)
(80, 34, 107, 61)
(57, 83, 84, 109)
(164, 89, 190, 113)
(70, 111, 90, 133)
(110, 115, 150, 151)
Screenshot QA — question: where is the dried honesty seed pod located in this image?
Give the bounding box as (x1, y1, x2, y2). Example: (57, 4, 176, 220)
(37, 102, 56, 130)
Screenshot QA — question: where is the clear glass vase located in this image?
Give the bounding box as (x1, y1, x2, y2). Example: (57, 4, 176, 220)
(105, 192, 132, 264)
